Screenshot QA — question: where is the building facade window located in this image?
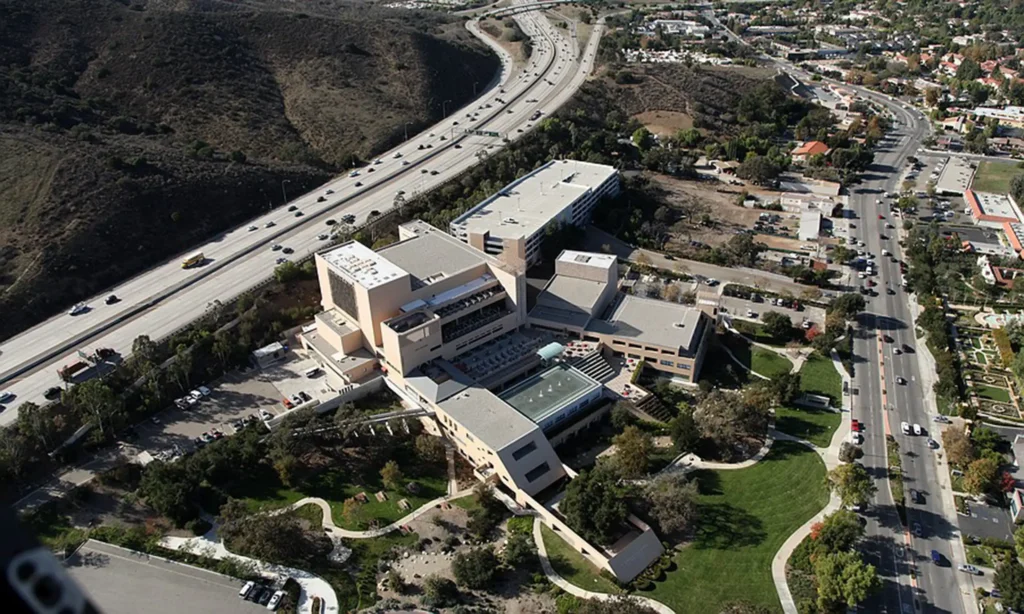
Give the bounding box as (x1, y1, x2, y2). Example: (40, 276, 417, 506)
(512, 441, 537, 461)
(676, 362, 692, 369)
(525, 462, 551, 483)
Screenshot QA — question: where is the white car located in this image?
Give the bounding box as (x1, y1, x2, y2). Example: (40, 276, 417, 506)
(393, 152, 402, 159)
(849, 432, 862, 445)
(265, 221, 276, 228)
(239, 581, 255, 599)
(69, 303, 88, 316)
(248, 225, 258, 231)
(0, 391, 14, 403)
(267, 590, 285, 610)
(374, 159, 383, 165)
(348, 170, 360, 178)
(912, 423, 923, 436)
(958, 564, 982, 575)
(259, 409, 274, 421)
(189, 390, 204, 401)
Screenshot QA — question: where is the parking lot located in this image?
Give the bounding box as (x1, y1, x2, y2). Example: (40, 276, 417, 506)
(66, 540, 265, 614)
(959, 500, 1014, 542)
(132, 350, 344, 461)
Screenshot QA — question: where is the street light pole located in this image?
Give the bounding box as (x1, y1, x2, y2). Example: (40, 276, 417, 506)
(443, 99, 451, 119)
(281, 180, 291, 205)
(473, 81, 479, 97)
(405, 122, 412, 141)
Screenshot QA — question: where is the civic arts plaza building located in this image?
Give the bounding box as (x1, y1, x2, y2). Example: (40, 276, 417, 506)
(299, 161, 713, 581)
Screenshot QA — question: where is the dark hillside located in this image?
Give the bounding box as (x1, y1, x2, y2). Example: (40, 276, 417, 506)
(0, 0, 497, 340)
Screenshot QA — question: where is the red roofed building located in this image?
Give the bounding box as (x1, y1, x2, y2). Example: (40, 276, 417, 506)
(790, 140, 830, 165)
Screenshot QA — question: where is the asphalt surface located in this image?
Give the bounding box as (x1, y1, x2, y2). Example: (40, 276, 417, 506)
(0, 2, 605, 425)
(785, 68, 979, 614)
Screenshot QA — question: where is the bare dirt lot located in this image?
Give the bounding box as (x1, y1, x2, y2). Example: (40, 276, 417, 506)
(634, 110, 695, 137)
(652, 175, 760, 248)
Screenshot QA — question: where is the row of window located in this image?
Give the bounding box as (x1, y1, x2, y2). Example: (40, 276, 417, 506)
(611, 339, 677, 355)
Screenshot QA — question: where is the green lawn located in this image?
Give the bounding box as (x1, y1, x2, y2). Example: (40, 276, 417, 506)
(774, 406, 842, 448)
(230, 460, 448, 531)
(752, 348, 794, 379)
(974, 383, 1012, 403)
(644, 441, 828, 614)
(700, 345, 750, 389)
(540, 523, 622, 595)
(971, 160, 1020, 194)
(799, 352, 842, 405)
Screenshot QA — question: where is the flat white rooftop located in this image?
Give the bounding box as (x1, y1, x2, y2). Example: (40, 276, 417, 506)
(558, 250, 617, 270)
(975, 192, 1019, 222)
(450, 160, 617, 242)
(321, 241, 406, 290)
(938, 156, 975, 194)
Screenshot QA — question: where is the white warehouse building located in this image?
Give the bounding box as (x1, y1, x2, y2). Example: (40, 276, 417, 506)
(449, 160, 620, 268)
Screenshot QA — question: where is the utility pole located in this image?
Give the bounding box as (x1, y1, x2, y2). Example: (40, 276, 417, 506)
(281, 180, 291, 205)
(443, 99, 452, 119)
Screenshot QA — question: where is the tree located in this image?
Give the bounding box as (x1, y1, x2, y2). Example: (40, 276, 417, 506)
(814, 551, 879, 610)
(925, 87, 940, 107)
(611, 401, 638, 431)
(66, 380, 122, 438)
(668, 408, 700, 454)
(380, 460, 404, 491)
(963, 457, 1000, 496)
(170, 345, 193, 392)
(503, 531, 535, 566)
(769, 372, 802, 406)
(415, 433, 446, 464)
(829, 293, 866, 321)
(812, 510, 864, 555)
(761, 311, 793, 341)
(217, 498, 251, 526)
(212, 332, 234, 369)
(387, 568, 406, 594)
(632, 127, 653, 150)
(937, 427, 970, 470)
(220, 511, 328, 566)
(16, 402, 56, 451)
(0, 430, 30, 481)
(130, 334, 159, 378)
(560, 465, 629, 544)
(838, 441, 863, 463)
(826, 463, 876, 508)
(576, 598, 660, 614)
(736, 155, 781, 186)
(422, 575, 459, 608)
(612, 425, 653, 478)
(996, 558, 1024, 612)
(1015, 524, 1024, 562)
(693, 390, 770, 457)
(452, 546, 499, 589)
(139, 461, 198, 526)
(645, 474, 699, 535)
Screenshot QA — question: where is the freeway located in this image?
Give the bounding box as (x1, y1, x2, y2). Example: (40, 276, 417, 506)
(0, 2, 607, 425)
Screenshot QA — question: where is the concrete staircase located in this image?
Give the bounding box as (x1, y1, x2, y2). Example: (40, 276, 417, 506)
(634, 394, 673, 423)
(569, 350, 616, 383)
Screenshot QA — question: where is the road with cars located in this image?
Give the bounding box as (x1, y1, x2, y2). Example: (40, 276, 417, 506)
(796, 71, 980, 613)
(0, 2, 607, 425)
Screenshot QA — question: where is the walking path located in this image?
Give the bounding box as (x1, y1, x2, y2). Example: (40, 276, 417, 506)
(283, 488, 475, 539)
(770, 349, 851, 614)
(531, 517, 675, 614)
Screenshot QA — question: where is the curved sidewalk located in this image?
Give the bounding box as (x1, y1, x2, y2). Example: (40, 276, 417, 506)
(531, 517, 675, 614)
(285, 488, 474, 539)
(770, 349, 850, 614)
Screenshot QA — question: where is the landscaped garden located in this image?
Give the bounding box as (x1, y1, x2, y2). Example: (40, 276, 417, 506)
(798, 352, 842, 405)
(974, 383, 1012, 403)
(641, 441, 829, 613)
(774, 406, 841, 448)
(539, 524, 623, 595)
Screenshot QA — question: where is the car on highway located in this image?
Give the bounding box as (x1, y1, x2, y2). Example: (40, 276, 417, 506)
(0, 391, 14, 404)
(317, 196, 326, 202)
(354, 182, 362, 187)
(896, 376, 907, 385)
(44, 387, 62, 400)
(105, 294, 120, 305)
(902, 343, 914, 353)
(369, 210, 380, 217)
(294, 211, 303, 217)
(349, 170, 360, 177)
(325, 189, 334, 194)
(901, 421, 911, 435)
(958, 564, 982, 575)
(248, 225, 258, 231)
(282, 247, 294, 255)
(69, 303, 88, 316)
(325, 219, 336, 226)
(287, 205, 298, 212)
(265, 221, 276, 228)
(849, 432, 862, 445)
(271, 244, 283, 251)
(275, 257, 288, 265)
(392, 152, 402, 159)
(851, 419, 863, 432)
(882, 334, 893, 343)
(342, 214, 356, 223)
(910, 489, 924, 504)
(430, 170, 439, 175)
(318, 233, 329, 241)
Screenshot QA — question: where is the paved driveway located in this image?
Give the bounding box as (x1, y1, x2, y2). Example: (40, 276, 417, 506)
(959, 501, 1014, 542)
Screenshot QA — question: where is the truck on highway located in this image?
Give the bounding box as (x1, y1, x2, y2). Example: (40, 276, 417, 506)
(181, 251, 205, 269)
(58, 361, 90, 383)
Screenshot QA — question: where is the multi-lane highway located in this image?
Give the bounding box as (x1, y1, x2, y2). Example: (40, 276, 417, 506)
(0, 2, 606, 424)
(786, 69, 978, 613)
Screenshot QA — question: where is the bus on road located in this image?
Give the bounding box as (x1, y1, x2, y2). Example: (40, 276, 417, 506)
(181, 251, 205, 269)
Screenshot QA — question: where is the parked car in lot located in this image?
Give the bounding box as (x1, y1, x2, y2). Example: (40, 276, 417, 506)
(239, 581, 255, 599)
(260, 409, 274, 421)
(267, 590, 285, 611)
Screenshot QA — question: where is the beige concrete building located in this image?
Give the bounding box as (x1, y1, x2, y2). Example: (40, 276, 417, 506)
(302, 218, 690, 582)
(449, 160, 619, 268)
